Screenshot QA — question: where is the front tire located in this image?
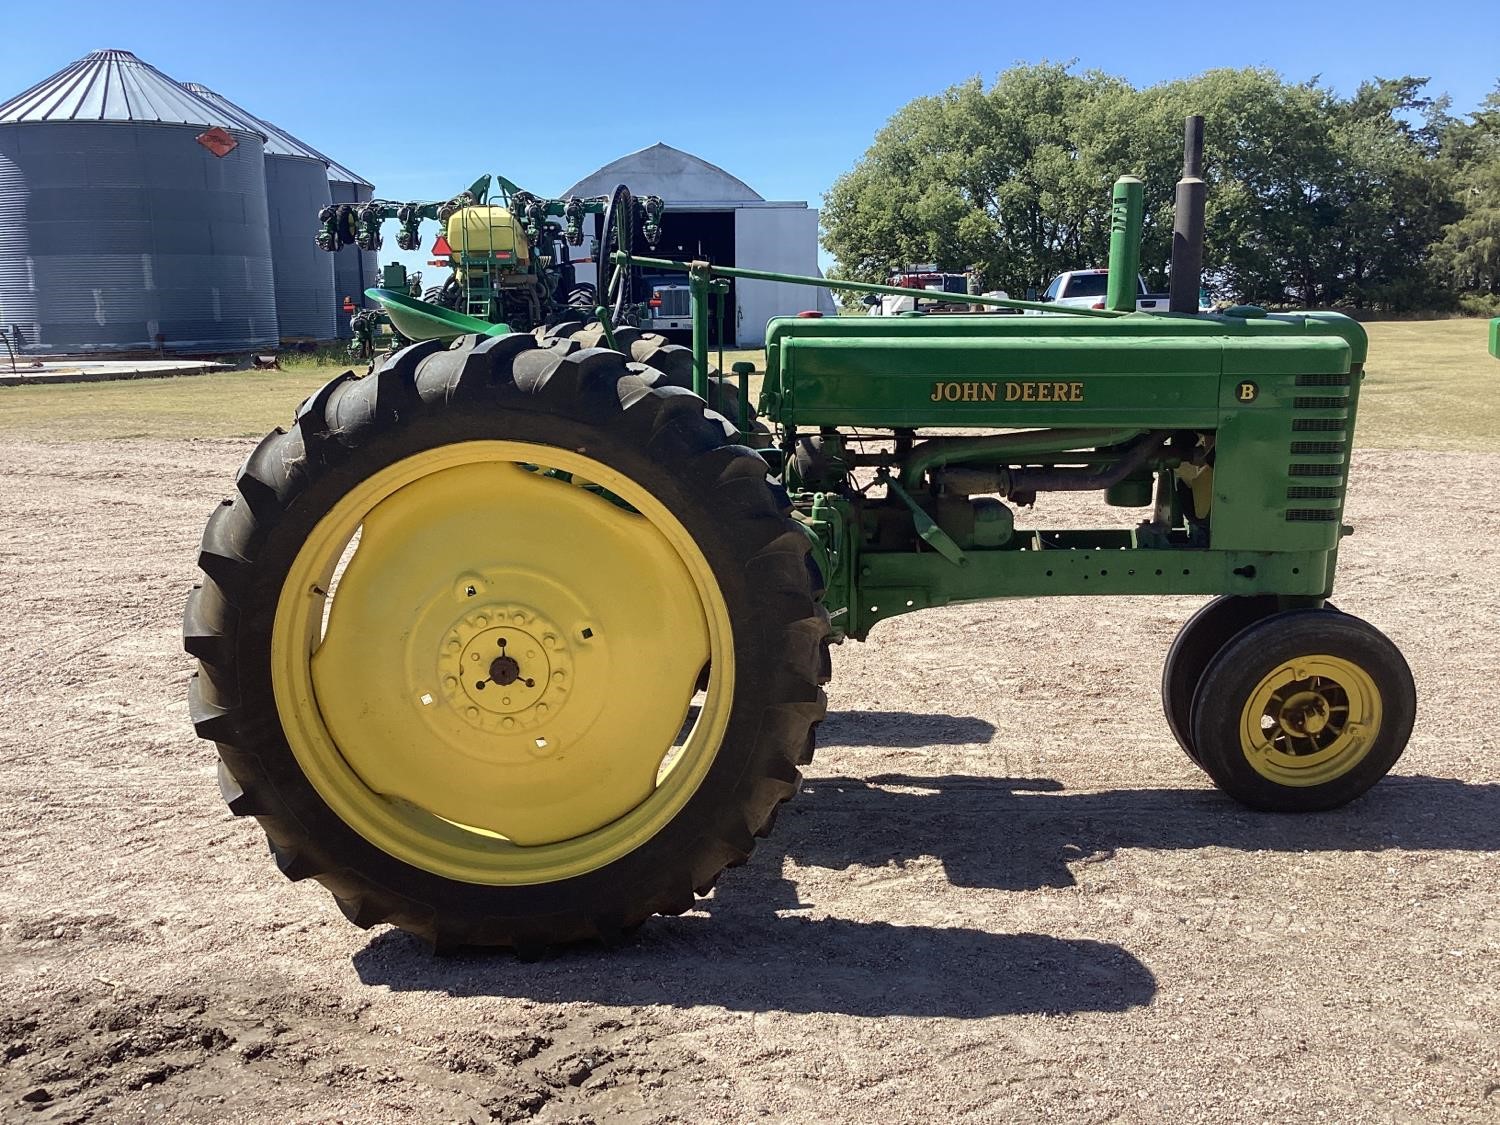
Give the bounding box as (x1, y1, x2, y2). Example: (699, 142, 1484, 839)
(1188, 609, 1414, 812)
(184, 334, 826, 950)
(1161, 595, 1281, 764)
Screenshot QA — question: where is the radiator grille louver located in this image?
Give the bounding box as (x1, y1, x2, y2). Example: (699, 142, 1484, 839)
(1286, 509, 1340, 522)
(1283, 373, 1351, 524)
(1287, 485, 1343, 500)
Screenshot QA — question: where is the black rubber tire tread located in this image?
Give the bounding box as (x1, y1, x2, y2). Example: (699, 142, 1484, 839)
(184, 332, 827, 950)
(1188, 608, 1414, 812)
(813, 603, 834, 686)
(791, 433, 849, 492)
(795, 572, 833, 764)
(1162, 596, 1342, 767)
(565, 283, 596, 312)
(552, 324, 753, 428)
(1161, 595, 1281, 766)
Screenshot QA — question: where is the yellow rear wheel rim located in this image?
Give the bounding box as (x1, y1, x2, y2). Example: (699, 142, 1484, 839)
(1238, 655, 1381, 787)
(270, 440, 734, 885)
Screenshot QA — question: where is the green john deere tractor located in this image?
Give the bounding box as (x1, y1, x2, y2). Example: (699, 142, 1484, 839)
(185, 118, 1417, 951)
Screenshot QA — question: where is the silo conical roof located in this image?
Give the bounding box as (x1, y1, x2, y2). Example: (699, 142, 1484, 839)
(325, 158, 372, 189)
(0, 49, 229, 125)
(183, 82, 371, 188)
(182, 83, 324, 164)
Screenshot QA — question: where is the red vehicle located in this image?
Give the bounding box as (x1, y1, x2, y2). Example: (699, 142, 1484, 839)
(868, 266, 1005, 315)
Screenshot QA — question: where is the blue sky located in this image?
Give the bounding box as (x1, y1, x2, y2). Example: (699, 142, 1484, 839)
(3, 0, 1495, 276)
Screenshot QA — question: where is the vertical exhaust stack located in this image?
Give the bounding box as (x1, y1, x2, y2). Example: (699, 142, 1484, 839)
(1169, 115, 1206, 314)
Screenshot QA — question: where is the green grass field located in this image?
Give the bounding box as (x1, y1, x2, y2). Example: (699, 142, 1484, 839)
(0, 321, 1492, 449)
(1356, 319, 1497, 451)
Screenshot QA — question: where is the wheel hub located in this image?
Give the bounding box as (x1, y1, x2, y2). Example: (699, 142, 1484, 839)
(440, 605, 570, 733)
(487, 653, 522, 686)
(1239, 655, 1381, 787)
(1275, 688, 1332, 737)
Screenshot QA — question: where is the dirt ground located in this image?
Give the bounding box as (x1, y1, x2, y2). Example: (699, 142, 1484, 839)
(0, 438, 1495, 1124)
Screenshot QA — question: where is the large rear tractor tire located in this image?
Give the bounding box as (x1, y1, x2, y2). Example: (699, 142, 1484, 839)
(183, 334, 826, 951)
(539, 322, 754, 431)
(1188, 608, 1414, 812)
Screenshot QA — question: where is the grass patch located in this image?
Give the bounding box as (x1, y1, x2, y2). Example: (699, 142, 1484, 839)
(0, 361, 351, 441)
(0, 348, 776, 442)
(0, 320, 1492, 450)
(717, 348, 764, 371)
(1358, 319, 1497, 452)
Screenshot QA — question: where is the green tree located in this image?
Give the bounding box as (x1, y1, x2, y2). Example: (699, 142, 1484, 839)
(1322, 77, 1458, 308)
(1433, 87, 1500, 307)
(821, 63, 1132, 299)
(823, 65, 1467, 311)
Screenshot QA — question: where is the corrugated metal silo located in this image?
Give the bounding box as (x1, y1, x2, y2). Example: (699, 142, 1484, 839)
(185, 84, 335, 342)
(0, 49, 278, 352)
(327, 162, 378, 339)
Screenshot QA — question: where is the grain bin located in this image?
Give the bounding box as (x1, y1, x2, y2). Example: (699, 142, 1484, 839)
(0, 49, 278, 352)
(184, 84, 336, 342)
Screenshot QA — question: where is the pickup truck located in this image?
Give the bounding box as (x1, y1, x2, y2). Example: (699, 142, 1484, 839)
(1026, 269, 1169, 313)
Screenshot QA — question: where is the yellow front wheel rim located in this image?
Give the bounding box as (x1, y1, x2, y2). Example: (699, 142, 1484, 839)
(1238, 655, 1382, 787)
(270, 440, 734, 885)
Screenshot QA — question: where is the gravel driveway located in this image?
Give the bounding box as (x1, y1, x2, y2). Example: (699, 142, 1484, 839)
(0, 439, 1494, 1123)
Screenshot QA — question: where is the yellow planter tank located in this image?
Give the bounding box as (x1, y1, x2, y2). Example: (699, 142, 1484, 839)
(444, 205, 529, 265)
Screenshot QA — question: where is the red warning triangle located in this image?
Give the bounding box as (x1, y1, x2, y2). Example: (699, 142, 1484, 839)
(431, 235, 452, 256)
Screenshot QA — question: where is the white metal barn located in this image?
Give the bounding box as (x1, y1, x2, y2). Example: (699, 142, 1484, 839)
(563, 143, 834, 347)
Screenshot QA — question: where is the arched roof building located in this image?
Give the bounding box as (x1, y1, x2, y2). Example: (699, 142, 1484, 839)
(564, 143, 833, 345)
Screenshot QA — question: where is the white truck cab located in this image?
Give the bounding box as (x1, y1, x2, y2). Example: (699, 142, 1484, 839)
(1028, 269, 1167, 313)
(644, 272, 693, 334)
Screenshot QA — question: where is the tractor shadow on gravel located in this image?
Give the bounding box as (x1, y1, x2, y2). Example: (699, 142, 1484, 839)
(769, 772, 1500, 894)
(353, 916, 1156, 1019)
(814, 710, 999, 748)
(352, 773, 1495, 1016)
